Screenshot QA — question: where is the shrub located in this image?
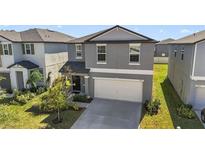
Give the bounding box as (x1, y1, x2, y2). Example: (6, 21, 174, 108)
(36, 87, 47, 95)
(177, 104, 195, 119)
(145, 99, 161, 116)
(68, 103, 80, 111)
(73, 94, 88, 102)
(13, 90, 35, 105)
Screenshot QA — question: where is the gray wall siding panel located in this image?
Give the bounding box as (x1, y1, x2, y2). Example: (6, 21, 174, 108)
(168, 44, 195, 104)
(44, 43, 68, 53)
(85, 43, 155, 70)
(67, 44, 85, 61)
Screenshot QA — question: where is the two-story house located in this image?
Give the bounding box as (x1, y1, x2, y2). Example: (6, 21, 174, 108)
(154, 38, 174, 63)
(168, 30, 205, 110)
(60, 25, 157, 103)
(0, 29, 74, 91)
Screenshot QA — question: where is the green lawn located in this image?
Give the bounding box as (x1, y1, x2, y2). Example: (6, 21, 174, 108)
(140, 64, 204, 129)
(0, 94, 84, 129)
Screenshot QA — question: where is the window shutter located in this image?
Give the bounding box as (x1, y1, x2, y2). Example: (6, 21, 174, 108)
(31, 44, 35, 55)
(22, 44, 25, 54)
(0, 44, 3, 55)
(8, 44, 12, 55)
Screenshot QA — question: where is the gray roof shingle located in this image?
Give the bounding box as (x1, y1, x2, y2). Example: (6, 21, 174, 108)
(59, 61, 89, 74)
(8, 60, 39, 69)
(0, 28, 75, 43)
(157, 38, 175, 45)
(170, 30, 205, 44)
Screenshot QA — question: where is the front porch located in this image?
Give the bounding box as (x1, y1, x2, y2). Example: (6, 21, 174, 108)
(59, 61, 90, 96)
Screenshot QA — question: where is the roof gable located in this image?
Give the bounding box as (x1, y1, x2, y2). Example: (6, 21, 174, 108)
(88, 26, 155, 42)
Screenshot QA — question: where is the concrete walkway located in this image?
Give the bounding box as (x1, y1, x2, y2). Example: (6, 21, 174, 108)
(71, 98, 142, 129)
(195, 110, 205, 128)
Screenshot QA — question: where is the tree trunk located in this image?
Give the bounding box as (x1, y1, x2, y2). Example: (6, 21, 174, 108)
(57, 107, 60, 121)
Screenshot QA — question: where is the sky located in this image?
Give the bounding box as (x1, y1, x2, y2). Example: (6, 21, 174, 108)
(0, 25, 205, 41)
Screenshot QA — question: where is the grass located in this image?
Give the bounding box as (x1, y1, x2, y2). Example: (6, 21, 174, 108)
(0, 93, 84, 129)
(140, 64, 204, 129)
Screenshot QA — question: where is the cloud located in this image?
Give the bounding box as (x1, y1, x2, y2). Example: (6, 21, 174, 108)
(180, 29, 191, 33)
(57, 25, 63, 28)
(159, 29, 164, 33)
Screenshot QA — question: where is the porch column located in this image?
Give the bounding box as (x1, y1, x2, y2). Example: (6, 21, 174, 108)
(84, 76, 89, 96)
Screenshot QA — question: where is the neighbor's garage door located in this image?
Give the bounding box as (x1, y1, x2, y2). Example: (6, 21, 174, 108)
(194, 86, 205, 109)
(0, 73, 11, 91)
(94, 78, 143, 102)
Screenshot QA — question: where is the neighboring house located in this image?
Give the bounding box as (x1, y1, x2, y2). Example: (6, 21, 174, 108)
(0, 29, 74, 91)
(154, 38, 174, 63)
(60, 25, 157, 103)
(168, 31, 205, 110)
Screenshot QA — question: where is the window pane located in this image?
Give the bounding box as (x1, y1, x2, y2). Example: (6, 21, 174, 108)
(98, 54, 106, 61)
(4, 50, 8, 55)
(26, 49, 31, 54)
(130, 54, 139, 62)
(97, 46, 106, 53)
(77, 51, 82, 57)
(76, 45, 82, 51)
(3, 44, 8, 50)
(130, 47, 140, 54)
(26, 44, 30, 49)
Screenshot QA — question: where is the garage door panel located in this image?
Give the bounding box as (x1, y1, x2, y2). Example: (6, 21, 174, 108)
(94, 78, 143, 102)
(194, 87, 205, 109)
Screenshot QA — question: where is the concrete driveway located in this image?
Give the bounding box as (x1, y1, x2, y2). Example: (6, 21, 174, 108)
(71, 98, 142, 129)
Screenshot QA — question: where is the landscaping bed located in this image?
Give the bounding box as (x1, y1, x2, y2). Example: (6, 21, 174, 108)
(140, 64, 203, 129)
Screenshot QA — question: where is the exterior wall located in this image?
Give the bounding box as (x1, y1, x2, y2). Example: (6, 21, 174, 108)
(44, 43, 68, 53)
(10, 66, 29, 89)
(85, 43, 155, 70)
(67, 44, 85, 61)
(0, 37, 15, 71)
(193, 40, 205, 76)
(88, 72, 153, 103)
(91, 28, 147, 41)
(168, 44, 195, 104)
(154, 57, 168, 64)
(45, 52, 68, 84)
(155, 44, 169, 57)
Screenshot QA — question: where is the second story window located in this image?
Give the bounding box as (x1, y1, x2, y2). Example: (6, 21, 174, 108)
(129, 43, 140, 64)
(1, 44, 12, 55)
(75, 44, 82, 59)
(181, 47, 184, 60)
(97, 44, 106, 64)
(22, 43, 35, 55)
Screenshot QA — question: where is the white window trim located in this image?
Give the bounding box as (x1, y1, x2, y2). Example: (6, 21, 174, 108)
(75, 44, 83, 59)
(90, 68, 153, 75)
(96, 44, 107, 64)
(129, 43, 141, 65)
(2, 43, 9, 55)
(24, 43, 32, 55)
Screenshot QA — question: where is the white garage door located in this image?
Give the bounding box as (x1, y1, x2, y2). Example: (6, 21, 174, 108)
(94, 78, 143, 102)
(194, 86, 205, 109)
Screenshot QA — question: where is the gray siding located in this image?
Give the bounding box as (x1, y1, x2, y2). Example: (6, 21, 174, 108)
(194, 40, 205, 76)
(155, 44, 169, 57)
(44, 43, 68, 53)
(168, 44, 195, 103)
(67, 44, 85, 61)
(88, 72, 153, 103)
(85, 43, 155, 70)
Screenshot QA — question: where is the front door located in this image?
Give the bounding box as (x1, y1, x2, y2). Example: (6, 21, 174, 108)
(16, 71, 24, 90)
(72, 76, 81, 91)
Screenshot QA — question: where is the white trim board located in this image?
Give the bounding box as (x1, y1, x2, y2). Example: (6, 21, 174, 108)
(90, 68, 153, 75)
(191, 76, 205, 81)
(93, 77, 144, 82)
(192, 43, 197, 76)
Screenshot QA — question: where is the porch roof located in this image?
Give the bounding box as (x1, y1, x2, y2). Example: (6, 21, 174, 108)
(59, 61, 89, 74)
(8, 60, 39, 69)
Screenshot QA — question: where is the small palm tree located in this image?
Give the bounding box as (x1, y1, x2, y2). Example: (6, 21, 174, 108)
(27, 69, 43, 91)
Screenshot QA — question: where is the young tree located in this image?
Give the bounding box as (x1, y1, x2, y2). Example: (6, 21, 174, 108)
(62, 66, 72, 102)
(27, 69, 43, 91)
